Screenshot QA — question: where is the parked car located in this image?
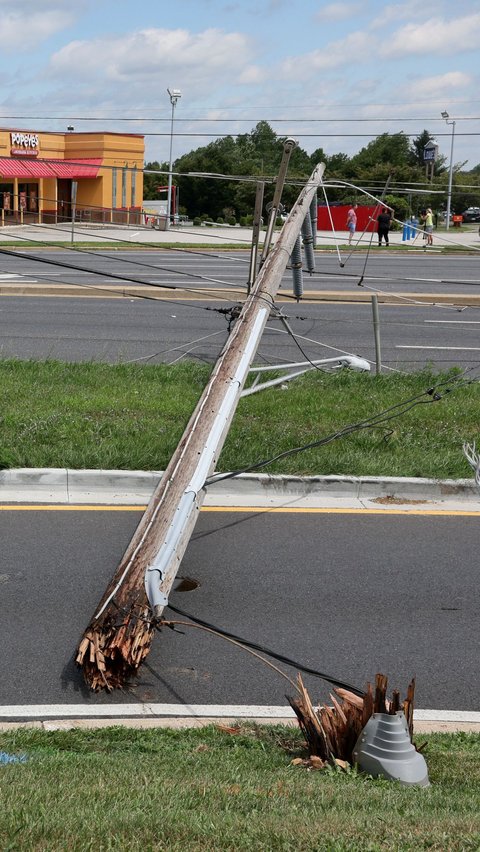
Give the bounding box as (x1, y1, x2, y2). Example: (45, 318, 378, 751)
(461, 207, 480, 223)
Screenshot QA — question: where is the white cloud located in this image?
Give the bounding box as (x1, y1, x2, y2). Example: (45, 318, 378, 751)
(316, 3, 361, 22)
(403, 71, 472, 100)
(383, 13, 480, 57)
(281, 30, 376, 75)
(237, 65, 267, 84)
(1, 8, 75, 52)
(369, 0, 429, 29)
(48, 28, 255, 90)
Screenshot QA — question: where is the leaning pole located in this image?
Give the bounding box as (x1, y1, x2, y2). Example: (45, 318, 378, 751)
(76, 154, 326, 690)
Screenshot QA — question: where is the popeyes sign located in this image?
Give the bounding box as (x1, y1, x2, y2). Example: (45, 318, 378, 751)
(11, 131, 39, 157)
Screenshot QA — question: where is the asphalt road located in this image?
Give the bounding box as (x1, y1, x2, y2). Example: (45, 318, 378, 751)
(1, 248, 480, 295)
(0, 250, 479, 370)
(0, 506, 477, 714)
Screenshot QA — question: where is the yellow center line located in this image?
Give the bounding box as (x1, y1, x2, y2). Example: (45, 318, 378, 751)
(0, 504, 479, 516)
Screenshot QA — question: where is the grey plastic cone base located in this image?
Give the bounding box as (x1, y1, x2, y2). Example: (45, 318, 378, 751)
(353, 711, 430, 787)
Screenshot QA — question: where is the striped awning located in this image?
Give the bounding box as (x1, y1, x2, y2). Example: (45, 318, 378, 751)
(0, 158, 102, 179)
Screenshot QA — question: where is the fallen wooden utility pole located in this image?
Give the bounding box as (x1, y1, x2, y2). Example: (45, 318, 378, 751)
(76, 151, 326, 690)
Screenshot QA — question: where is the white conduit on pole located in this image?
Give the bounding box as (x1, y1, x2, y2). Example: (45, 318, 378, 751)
(89, 156, 326, 630)
(144, 161, 326, 617)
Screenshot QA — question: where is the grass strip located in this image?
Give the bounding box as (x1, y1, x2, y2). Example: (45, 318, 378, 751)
(0, 240, 477, 253)
(0, 359, 478, 478)
(0, 727, 478, 850)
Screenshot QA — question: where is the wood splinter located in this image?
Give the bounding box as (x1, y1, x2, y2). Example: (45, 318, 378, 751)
(288, 672, 416, 765)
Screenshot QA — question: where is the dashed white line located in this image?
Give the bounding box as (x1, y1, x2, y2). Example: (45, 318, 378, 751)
(397, 345, 480, 351)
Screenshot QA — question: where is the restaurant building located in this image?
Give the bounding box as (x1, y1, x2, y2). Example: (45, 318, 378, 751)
(0, 128, 144, 224)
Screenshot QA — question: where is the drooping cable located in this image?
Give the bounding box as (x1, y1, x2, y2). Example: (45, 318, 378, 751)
(0, 244, 247, 314)
(26, 217, 251, 265)
(319, 180, 343, 264)
(165, 603, 363, 696)
(0, 236, 246, 300)
(205, 371, 478, 487)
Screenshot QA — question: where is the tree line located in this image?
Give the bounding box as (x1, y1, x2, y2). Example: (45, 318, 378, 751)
(143, 121, 480, 223)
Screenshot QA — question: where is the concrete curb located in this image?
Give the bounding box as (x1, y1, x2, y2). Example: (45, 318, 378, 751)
(1, 705, 479, 733)
(1, 468, 479, 509)
(2, 283, 480, 305)
(1, 719, 479, 733)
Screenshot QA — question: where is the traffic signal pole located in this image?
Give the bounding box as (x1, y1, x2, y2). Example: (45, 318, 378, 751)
(76, 154, 326, 691)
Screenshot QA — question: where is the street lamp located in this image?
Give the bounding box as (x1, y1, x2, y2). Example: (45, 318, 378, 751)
(441, 110, 456, 231)
(166, 87, 181, 229)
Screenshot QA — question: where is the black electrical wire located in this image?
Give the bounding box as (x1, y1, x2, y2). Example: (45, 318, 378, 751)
(205, 371, 478, 487)
(0, 244, 243, 311)
(269, 308, 338, 376)
(165, 602, 363, 696)
(24, 217, 251, 266)
(4, 114, 480, 122)
(0, 237, 245, 300)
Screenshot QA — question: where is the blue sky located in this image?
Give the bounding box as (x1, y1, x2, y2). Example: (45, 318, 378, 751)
(1, 0, 479, 169)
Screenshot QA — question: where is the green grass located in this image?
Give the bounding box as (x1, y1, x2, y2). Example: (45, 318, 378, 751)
(0, 727, 478, 850)
(0, 238, 477, 253)
(0, 359, 478, 478)
(0, 240, 252, 250)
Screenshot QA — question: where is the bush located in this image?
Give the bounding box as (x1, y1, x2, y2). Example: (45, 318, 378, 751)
(216, 216, 224, 225)
(193, 217, 202, 226)
(227, 216, 236, 226)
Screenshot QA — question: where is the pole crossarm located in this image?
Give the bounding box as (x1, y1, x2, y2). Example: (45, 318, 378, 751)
(76, 160, 326, 691)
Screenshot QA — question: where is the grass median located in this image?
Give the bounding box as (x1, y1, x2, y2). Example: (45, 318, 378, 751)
(1, 359, 478, 478)
(0, 727, 479, 850)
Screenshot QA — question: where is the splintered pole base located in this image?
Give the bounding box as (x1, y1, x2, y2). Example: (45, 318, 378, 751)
(76, 602, 155, 691)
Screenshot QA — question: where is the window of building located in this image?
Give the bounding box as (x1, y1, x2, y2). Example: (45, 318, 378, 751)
(122, 167, 127, 208)
(112, 168, 117, 209)
(131, 168, 136, 208)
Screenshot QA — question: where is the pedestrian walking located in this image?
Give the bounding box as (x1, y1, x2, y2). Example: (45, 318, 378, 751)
(377, 207, 392, 246)
(346, 203, 358, 245)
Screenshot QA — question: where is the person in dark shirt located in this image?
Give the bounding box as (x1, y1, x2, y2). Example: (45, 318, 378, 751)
(377, 207, 392, 246)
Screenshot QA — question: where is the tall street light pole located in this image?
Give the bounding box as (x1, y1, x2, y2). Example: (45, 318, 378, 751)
(166, 87, 181, 230)
(441, 110, 455, 231)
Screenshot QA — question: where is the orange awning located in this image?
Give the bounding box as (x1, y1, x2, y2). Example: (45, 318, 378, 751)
(0, 158, 102, 179)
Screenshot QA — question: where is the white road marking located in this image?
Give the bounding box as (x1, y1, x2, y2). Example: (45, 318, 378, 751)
(0, 274, 38, 282)
(0, 704, 478, 722)
(397, 345, 480, 351)
(424, 320, 480, 324)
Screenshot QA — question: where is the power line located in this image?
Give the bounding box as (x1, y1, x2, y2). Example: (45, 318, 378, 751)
(0, 242, 243, 308)
(141, 131, 480, 139)
(205, 370, 479, 487)
(164, 603, 363, 695)
(2, 114, 480, 123)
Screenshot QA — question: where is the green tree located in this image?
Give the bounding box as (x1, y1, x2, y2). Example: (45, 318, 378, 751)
(351, 132, 411, 170)
(143, 161, 169, 200)
(174, 122, 312, 220)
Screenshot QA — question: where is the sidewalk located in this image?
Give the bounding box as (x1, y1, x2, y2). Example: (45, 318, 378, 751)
(0, 221, 479, 249)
